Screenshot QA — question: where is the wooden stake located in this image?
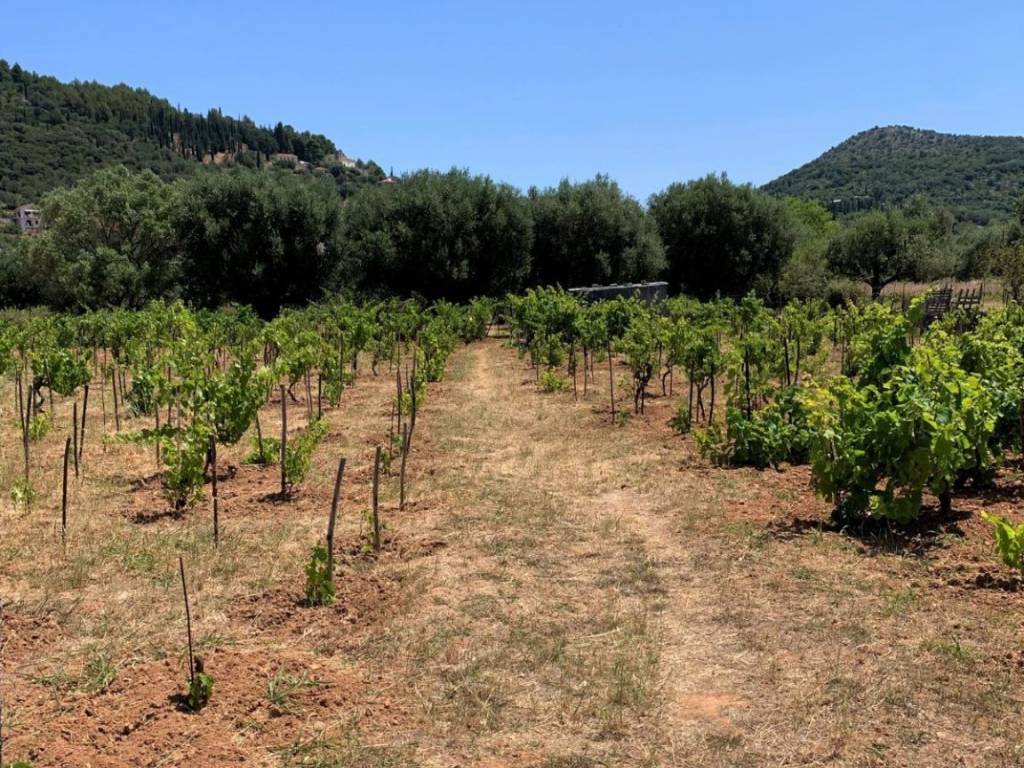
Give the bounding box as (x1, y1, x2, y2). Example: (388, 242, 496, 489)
(571, 342, 578, 402)
(78, 384, 89, 469)
(304, 370, 313, 422)
(396, 368, 403, 439)
(72, 401, 79, 479)
(279, 384, 287, 495)
(210, 436, 219, 547)
(21, 382, 30, 483)
(607, 342, 616, 424)
(326, 458, 346, 578)
(255, 412, 267, 465)
(100, 355, 107, 432)
(583, 348, 589, 396)
(399, 423, 409, 510)
(179, 557, 195, 684)
(408, 356, 418, 443)
(112, 364, 121, 432)
(61, 436, 71, 546)
(15, 372, 23, 438)
(371, 446, 382, 551)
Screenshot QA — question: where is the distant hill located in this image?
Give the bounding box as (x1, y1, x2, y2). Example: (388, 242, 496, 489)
(0, 61, 383, 208)
(763, 126, 1024, 223)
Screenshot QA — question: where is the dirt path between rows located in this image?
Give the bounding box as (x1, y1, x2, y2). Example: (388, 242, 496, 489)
(392, 337, 754, 765)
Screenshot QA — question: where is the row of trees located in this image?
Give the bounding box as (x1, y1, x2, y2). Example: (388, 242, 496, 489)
(2, 164, 1020, 314)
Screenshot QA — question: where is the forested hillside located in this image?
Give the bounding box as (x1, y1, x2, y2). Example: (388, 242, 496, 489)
(0, 61, 380, 207)
(764, 126, 1024, 223)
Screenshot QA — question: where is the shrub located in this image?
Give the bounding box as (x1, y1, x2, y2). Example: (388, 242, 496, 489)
(692, 388, 810, 469)
(805, 332, 998, 524)
(693, 422, 730, 466)
(161, 431, 208, 510)
(539, 369, 569, 393)
(725, 388, 811, 469)
(244, 434, 281, 465)
(28, 411, 52, 441)
(304, 544, 335, 606)
(980, 512, 1024, 577)
(283, 418, 328, 487)
(187, 666, 214, 712)
(10, 476, 35, 508)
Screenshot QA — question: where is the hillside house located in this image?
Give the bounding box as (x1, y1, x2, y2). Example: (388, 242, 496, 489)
(13, 204, 40, 234)
(325, 151, 357, 169)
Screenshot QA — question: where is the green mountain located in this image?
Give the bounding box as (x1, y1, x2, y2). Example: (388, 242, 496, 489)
(0, 61, 382, 208)
(763, 126, 1024, 223)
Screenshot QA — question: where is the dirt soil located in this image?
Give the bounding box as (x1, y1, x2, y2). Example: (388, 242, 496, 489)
(2, 336, 1024, 767)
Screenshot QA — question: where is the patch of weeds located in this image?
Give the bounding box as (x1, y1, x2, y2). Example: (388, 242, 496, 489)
(266, 667, 324, 711)
(700, 729, 745, 753)
(538, 758, 597, 768)
(80, 648, 119, 694)
(808, 527, 827, 546)
(593, 611, 659, 738)
(10, 476, 36, 508)
(276, 730, 415, 768)
(460, 594, 504, 620)
(882, 588, 918, 617)
(410, 624, 472, 666)
(211, 559, 241, 581)
(824, 674, 865, 706)
(480, 534, 536, 557)
(439, 654, 508, 731)
(902, 730, 930, 747)
(596, 515, 623, 539)
(921, 636, 975, 664)
(28, 667, 75, 694)
(772, 487, 800, 502)
(197, 632, 236, 651)
(124, 550, 157, 574)
(725, 520, 770, 551)
(603, 537, 662, 596)
(933, 531, 962, 549)
(838, 622, 871, 645)
(791, 565, 814, 581)
(510, 622, 568, 667)
(64, 554, 94, 590)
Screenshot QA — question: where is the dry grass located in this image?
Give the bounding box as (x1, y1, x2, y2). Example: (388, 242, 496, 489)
(2, 336, 1024, 766)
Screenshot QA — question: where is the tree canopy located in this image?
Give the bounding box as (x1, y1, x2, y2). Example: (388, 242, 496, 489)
(22, 166, 180, 309)
(175, 169, 345, 316)
(648, 174, 795, 300)
(338, 169, 533, 302)
(527, 175, 665, 288)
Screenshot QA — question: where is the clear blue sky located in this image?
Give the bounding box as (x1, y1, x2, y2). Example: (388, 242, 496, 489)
(3, 0, 1022, 200)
